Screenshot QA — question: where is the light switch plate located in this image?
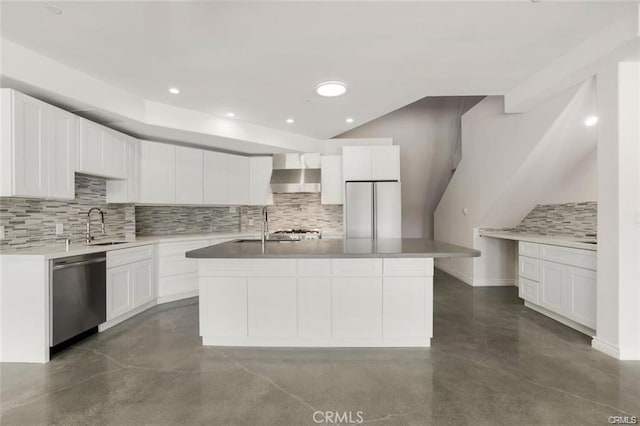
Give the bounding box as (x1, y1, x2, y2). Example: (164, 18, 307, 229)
(55, 223, 64, 235)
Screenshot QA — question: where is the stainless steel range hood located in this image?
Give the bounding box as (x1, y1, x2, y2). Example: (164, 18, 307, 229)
(270, 153, 321, 193)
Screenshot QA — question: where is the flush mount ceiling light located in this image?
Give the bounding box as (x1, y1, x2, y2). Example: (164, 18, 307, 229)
(286, 118, 294, 124)
(168, 87, 180, 94)
(316, 81, 348, 97)
(45, 4, 62, 15)
(226, 112, 236, 118)
(345, 117, 354, 124)
(584, 116, 598, 126)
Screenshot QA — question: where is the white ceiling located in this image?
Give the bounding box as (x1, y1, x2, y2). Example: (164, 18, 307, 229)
(0, 1, 636, 139)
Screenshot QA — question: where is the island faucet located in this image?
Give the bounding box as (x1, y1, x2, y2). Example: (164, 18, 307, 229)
(86, 207, 105, 244)
(261, 206, 269, 246)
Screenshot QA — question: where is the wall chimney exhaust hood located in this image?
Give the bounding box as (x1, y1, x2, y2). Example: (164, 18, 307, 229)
(270, 153, 321, 193)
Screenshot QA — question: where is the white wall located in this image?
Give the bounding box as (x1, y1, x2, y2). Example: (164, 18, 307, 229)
(434, 79, 598, 286)
(334, 97, 482, 238)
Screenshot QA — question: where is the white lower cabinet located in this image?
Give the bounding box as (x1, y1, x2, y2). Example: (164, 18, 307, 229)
(105, 246, 154, 324)
(331, 277, 383, 338)
(517, 241, 596, 333)
(297, 278, 331, 338)
(248, 277, 297, 337)
(382, 277, 428, 338)
(200, 277, 248, 337)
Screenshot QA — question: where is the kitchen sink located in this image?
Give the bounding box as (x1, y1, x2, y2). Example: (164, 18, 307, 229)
(89, 241, 129, 246)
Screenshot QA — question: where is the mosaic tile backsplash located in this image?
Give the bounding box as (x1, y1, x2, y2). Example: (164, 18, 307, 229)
(495, 202, 597, 238)
(135, 206, 241, 235)
(0, 176, 135, 249)
(241, 193, 343, 235)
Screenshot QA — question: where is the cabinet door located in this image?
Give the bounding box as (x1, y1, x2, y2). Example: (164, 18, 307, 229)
(568, 267, 596, 328)
(78, 119, 104, 175)
(382, 277, 427, 338)
(106, 265, 133, 320)
(102, 129, 127, 179)
(321, 155, 343, 204)
(249, 156, 273, 205)
(12, 91, 48, 197)
(47, 107, 77, 199)
(175, 146, 203, 204)
(248, 277, 297, 337)
(332, 277, 382, 338)
(540, 261, 569, 314)
(227, 155, 250, 205)
(298, 278, 331, 338)
(140, 141, 176, 204)
(342, 146, 371, 181)
(132, 259, 154, 308)
(203, 151, 228, 204)
(371, 146, 400, 181)
(106, 137, 139, 203)
(200, 277, 247, 337)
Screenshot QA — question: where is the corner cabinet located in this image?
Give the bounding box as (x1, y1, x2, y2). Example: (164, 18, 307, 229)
(0, 89, 77, 199)
(518, 242, 596, 333)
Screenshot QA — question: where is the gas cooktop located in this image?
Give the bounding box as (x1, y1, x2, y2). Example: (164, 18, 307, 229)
(268, 229, 322, 240)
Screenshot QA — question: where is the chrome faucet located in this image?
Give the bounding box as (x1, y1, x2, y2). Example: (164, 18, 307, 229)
(261, 206, 269, 246)
(86, 207, 105, 244)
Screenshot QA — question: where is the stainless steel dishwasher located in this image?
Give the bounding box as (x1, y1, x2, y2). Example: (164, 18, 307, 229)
(50, 252, 106, 352)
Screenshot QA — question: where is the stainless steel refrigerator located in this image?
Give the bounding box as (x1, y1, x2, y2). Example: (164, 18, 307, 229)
(344, 181, 401, 238)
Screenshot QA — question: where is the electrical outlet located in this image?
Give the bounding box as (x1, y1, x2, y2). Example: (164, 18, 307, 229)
(0, 225, 4, 240)
(248, 219, 254, 226)
(229, 206, 237, 213)
(55, 223, 64, 235)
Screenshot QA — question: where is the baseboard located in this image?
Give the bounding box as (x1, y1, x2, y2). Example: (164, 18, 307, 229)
(472, 278, 517, 287)
(202, 336, 431, 348)
(157, 289, 199, 304)
(434, 262, 473, 286)
(524, 301, 595, 336)
(99, 299, 157, 332)
(592, 338, 640, 360)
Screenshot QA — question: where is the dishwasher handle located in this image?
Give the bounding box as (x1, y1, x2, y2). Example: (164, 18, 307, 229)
(52, 257, 106, 270)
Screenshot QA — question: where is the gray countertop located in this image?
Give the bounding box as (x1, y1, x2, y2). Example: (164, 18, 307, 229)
(478, 230, 597, 251)
(185, 238, 481, 259)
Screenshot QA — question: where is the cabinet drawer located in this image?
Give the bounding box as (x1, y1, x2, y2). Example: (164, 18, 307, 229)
(158, 239, 210, 257)
(199, 259, 297, 277)
(107, 245, 153, 268)
(297, 259, 331, 277)
(518, 255, 540, 281)
(519, 242, 539, 258)
(332, 259, 382, 277)
(540, 245, 596, 271)
(158, 254, 199, 277)
(518, 277, 540, 304)
(383, 258, 433, 277)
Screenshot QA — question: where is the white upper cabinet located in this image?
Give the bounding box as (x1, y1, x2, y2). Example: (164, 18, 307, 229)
(175, 146, 204, 204)
(227, 154, 251, 205)
(78, 118, 127, 179)
(139, 141, 176, 204)
(249, 156, 273, 206)
(321, 155, 343, 205)
(203, 151, 228, 204)
(0, 89, 76, 199)
(106, 137, 140, 203)
(342, 145, 400, 181)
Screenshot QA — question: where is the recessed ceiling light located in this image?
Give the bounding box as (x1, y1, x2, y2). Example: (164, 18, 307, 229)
(345, 118, 354, 124)
(45, 4, 62, 15)
(168, 87, 180, 95)
(584, 116, 598, 126)
(316, 81, 348, 97)
(286, 118, 294, 124)
(226, 112, 235, 118)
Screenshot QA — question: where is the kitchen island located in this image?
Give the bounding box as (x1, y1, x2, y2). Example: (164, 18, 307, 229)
(187, 238, 479, 348)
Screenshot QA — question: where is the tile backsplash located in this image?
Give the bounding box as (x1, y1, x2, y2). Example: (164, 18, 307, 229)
(241, 193, 343, 235)
(510, 201, 597, 237)
(135, 206, 240, 235)
(0, 176, 135, 249)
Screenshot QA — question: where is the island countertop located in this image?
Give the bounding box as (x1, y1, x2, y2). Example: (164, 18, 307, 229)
(185, 238, 480, 259)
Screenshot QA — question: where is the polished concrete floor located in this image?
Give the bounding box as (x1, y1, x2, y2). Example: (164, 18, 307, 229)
(2, 270, 639, 425)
